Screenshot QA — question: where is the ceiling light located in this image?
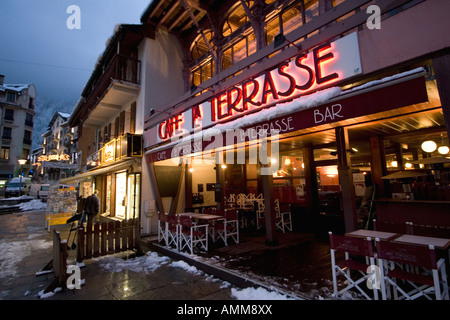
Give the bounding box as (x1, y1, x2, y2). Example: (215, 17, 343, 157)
(438, 146, 449, 155)
(421, 140, 437, 153)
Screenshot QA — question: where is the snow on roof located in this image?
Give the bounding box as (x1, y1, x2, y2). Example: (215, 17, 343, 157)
(58, 112, 71, 119)
(2, 84, 30, 92)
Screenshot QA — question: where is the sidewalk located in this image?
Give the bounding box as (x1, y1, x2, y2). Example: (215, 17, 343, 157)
(0, 209, 296, 300)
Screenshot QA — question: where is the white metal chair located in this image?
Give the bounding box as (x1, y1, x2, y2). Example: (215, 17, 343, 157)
(328, 231, 379, 300)
(216, 209, 239, 246)
(274, 199, 292, 233)
(375, 238, 449, 300)
(256, 200, 265, 230)
(157, 212, 168, 245)
(178, 215, 209, 254)
(166, 214, 179, 250)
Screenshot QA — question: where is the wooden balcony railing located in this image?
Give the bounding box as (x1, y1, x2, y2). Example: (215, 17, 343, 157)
(80, 54, 141, 121)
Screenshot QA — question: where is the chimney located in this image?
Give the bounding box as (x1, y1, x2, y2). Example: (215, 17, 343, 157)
(0, 75, 4, 86)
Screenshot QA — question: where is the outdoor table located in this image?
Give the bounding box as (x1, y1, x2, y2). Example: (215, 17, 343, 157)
(391, 234, 450, 250)
(345, 229, 400, 241)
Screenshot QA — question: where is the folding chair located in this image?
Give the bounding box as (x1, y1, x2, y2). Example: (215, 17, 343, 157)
(178, 216, 209, 254)
(274, 199, 292, 233)
(328, 231, 379, 300)
(256, 200, 265, 230)
(166, 214, 179, 250)
(375, 238, 449, 300)
(157, 212, 168, 245)
(216, 209, 239, 246)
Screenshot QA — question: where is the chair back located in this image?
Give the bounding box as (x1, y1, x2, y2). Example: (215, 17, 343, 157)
(179, 215, 193, 227)
(375, 239, 438, 269)
(224, 209, 238, 220)
(202, 207, 216, 215)
(328, 232, 374, 257)
(167, 214, 178, 226)
(158, 212, 168, 223)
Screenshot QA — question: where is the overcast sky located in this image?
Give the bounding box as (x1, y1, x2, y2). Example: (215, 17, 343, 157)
(0, 0, 151, 104)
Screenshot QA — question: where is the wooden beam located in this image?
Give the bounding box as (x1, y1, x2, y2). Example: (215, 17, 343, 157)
(335, 127, 357, 232)
(148, 162, 165, 214)
(170, 163, 185, 215)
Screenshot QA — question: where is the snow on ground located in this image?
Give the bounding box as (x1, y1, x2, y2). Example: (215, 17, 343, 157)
(0, 235, 52, 280)
(94, 251, 298, 300)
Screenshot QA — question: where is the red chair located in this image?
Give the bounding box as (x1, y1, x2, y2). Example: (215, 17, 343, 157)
(178, 216, 208, 254)
(166, 214, 179, 250)
(375, 238, 449, 300)
(328, 232, 379, 300)
(216, 209, 239, 246)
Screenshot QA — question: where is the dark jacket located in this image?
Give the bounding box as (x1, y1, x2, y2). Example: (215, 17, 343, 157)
(84, 194, 100, 216)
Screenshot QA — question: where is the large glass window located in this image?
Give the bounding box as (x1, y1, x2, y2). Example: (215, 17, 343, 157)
(222, 1, 254, 37)
(190, 31, 215, 87)
(222, 29, 256, 71)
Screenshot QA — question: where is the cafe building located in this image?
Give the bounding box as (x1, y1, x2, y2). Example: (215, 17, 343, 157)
(139, 0, 450, 242)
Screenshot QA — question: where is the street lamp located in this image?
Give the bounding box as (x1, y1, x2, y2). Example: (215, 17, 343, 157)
(18, 159, 26, 197)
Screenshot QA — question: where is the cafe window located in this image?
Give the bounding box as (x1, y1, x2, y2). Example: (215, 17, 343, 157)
(265, 4, 303, 45)
(192, 59, 214, 87)
(222, 28, 256, 71)
(222, 1, 255, 37)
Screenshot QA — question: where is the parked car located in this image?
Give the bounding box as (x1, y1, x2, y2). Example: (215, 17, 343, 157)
(5, 177, 32, 197)
(38, 184, 51, 201)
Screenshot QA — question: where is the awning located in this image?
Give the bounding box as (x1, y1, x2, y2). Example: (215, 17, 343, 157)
(60, 159, 136, 184)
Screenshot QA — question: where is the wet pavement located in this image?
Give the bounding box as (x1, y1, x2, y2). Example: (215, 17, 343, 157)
(0, 209, 243, 301)
(0, 209, 301, 302)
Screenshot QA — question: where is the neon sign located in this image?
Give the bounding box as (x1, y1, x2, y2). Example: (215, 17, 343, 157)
(38, 154, 70, 162)
(156, 32, 362, 142)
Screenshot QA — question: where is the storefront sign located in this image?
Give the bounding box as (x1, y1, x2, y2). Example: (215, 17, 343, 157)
(147, 74, 428, 163)
(155, 32, 363, 143)
(103, 140, 115, 163)
(38, 154, 70, 162)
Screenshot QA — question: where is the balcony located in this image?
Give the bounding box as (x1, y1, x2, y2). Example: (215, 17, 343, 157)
(80, 54, 141, 128)
(86, 133, 142, 170)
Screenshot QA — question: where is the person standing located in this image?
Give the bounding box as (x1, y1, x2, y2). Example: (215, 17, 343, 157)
(84, 190, 100, 224)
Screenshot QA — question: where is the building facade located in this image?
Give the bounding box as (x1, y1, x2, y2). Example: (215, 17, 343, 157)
(33, 112, 78, 183)
(64, 25, 152, 221)
(139, 0, 450, 240)
(0, 74, 35, 191)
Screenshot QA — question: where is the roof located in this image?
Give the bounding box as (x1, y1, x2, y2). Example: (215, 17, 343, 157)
(140, 0, 214, 34)
(1, 83, 31, 92)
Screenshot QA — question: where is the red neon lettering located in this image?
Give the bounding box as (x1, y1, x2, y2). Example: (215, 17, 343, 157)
(216, 92, 228, 120)
(192, 105, 203, 127)
(158, 121, 167, 139)
(313, 42, 338, 85)
(295, 53, 315, 90)
(227, 86, 243, 114)
(158, 114, 184, 140)
(242, 79, 262, 110)
(277, 62, 296, 97)
(261, 71, 279, 104)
